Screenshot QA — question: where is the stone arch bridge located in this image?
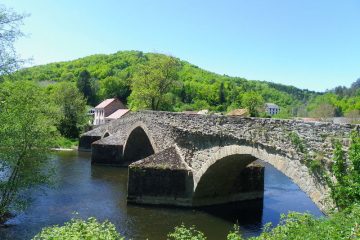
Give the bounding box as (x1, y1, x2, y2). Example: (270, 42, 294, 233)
(79, 111, 359, 212)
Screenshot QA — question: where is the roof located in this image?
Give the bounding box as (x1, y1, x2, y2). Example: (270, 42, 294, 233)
(227, 108, 249, 116)
(95, 98, 117, 109)
(265, 103, 280, 109)
(105, 109, 130, 119)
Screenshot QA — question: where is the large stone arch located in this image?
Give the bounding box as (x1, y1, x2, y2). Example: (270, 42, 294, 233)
(123, 122, 158, 163)
(192, 144, 327, 212)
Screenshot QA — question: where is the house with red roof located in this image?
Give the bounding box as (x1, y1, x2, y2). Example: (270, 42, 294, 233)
(93, 98, 129, 125)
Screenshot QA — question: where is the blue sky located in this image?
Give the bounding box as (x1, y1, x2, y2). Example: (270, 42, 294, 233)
(2, 0, 360, 91)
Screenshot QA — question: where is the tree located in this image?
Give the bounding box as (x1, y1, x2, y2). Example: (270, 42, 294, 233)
(0, 81, 57, 223)
(99, 74, 131, 103)
(351, 78, 360, 91)
(309, 103, 335, 119)
(129, 55, 180, 110)
(219, 82, 226, 104)
(242, 91, 264, 117)
(345, 110, 360, 124)
(76, 69, 97, 105)
(0, 6, 27, 78)
(48, 82, 87, 139)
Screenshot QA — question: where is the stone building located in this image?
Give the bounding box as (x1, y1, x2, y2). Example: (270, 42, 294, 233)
(93, 98, 127, 125)
(265, 103, 280, 115)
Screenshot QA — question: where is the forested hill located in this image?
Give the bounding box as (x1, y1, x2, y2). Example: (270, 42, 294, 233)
(7, 50, 320, 115)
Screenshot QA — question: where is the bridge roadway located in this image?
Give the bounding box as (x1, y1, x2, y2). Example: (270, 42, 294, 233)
(79, 110, 359, 212)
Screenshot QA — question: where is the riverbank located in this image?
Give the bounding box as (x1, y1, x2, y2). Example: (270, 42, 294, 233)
(53, 137, 78, 151)
(51, 147, 77, 151)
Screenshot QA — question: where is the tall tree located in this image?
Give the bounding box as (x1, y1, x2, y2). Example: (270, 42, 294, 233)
(0, 81, 57, 223)
(242, 91, 264, 117)
(49, 82, 87, 138)
(77, 69, 97, 105)
(0, 6, 27, 78)
(309, 103, 335, 119)
(129, 56, 180, 110)
(99, 72, 131, 103)
(219, 82, 226, 104)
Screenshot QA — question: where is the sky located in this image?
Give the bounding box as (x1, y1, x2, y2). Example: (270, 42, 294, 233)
(2, 0, 360, 91)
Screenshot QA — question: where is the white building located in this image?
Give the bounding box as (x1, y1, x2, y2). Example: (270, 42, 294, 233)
(93, 98, 127, 125)
(265, 103, 280, 115)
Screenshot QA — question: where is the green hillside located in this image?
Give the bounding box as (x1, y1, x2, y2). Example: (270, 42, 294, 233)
(5, 51, 321, 115)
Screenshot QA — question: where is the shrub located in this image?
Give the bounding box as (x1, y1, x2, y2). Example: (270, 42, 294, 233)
(226, 225, 243, 240)
(249, 204, 360, 240)
(167, 223, 207, 240)
(32, 217, 124, 240)
(328, 131, 360, 210)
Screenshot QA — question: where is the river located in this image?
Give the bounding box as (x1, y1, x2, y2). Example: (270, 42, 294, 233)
(0, 151, 323, 240)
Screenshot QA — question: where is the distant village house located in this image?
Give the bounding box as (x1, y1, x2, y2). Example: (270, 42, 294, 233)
(93, 98, 129, 125)
(265, 103, 280, 115)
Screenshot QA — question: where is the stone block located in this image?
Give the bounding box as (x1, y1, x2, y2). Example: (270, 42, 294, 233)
(91, 143, 124, 165)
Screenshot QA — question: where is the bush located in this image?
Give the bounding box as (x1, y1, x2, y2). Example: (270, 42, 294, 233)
(168, 205, 360, 240)
(226, 225, 243, 240)
(32, 217, 124, 240)
(167, 223, 207, 240)
(249, 204, 360, 240)
(328, 131, 360, 210)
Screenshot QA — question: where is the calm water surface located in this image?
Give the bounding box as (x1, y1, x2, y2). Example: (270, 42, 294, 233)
(0, 151, 323, 240)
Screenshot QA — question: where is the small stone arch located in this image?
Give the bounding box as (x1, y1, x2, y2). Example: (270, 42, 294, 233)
(123, 122, 158, 163)
(102, 132, 110, 138)
(193, 144, 327, 212)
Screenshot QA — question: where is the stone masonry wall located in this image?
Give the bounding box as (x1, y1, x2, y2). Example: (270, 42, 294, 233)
(80, 110, 359, 212)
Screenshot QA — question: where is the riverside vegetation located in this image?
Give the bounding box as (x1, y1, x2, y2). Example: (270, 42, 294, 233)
(6, 50, 360, 120)
(1, 4, 360, 240)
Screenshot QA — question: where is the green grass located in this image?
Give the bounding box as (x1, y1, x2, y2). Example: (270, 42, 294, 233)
(52, 137, 78, 149)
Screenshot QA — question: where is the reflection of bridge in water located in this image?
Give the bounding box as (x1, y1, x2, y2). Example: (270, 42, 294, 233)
(79, 111, 358, 212)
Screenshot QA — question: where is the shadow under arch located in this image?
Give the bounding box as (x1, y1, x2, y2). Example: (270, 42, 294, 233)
(103, 132, 110, 138)
(192, 144, 325, 211)
(193, 153, 263, 206)
(123, 124, 156, 163)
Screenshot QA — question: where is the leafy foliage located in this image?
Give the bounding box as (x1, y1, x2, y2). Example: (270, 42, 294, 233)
(288, 132, 305, 153)
(167, 223, 207, 240)
(7, 51, 321, 114)
(226, 225, 243, 240)
(249, 205, 360, 240)
(241, 91, 264, 117)
(0, 6, 27, 77)
(0, 81, 58, 223)
(328, 131, 360, 210)
(129, 55, 180, 110)
(32, 217, 124, 240)
(47, 82, 87, 138)
(307, 90, 360, 119)
(77, 69, 98, 105)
